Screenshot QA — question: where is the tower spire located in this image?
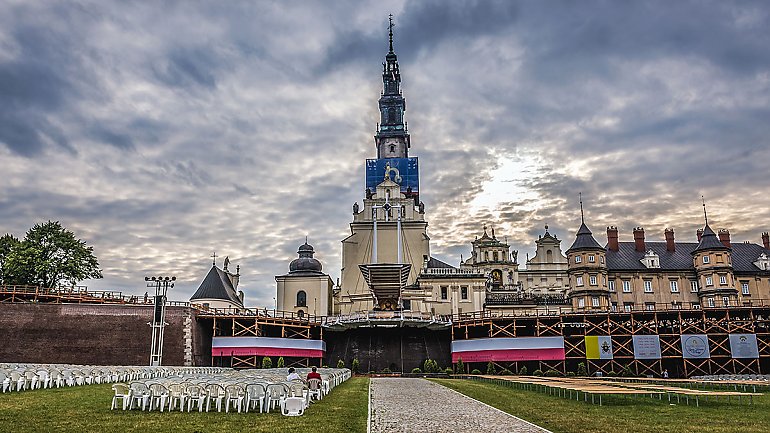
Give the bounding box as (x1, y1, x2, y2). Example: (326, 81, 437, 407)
(388, 14, 394, 53)
(579, 192, 585, 224)
(702, 195, 708, 226)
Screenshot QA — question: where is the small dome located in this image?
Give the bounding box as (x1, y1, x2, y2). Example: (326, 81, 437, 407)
(289, 242, 322, 273)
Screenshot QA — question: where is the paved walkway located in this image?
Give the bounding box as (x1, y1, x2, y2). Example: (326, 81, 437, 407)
(369, 378, 549, 433)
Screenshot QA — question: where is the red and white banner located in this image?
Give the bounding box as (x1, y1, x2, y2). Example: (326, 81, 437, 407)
(451, 337, 565, 362)
(212, 337, 325, 358)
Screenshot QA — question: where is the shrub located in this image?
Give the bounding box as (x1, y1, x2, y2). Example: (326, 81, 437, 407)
(566, 371, 576, 377)
(411, 367, 422, 373)
(518, 366, 528, 376)
(276, 357, 285, 368)
(337, 359, 345, 368)
(622, 364, 634, 377)
(607, 370, 618, 377)
(486, 362, 496, 375)
(544, 369, 562, 377)
(533, 369, 543, 376)
(423, 359, 440, 373)
(470, 369, 482, 375)
(500, 368, 512, 376)
(444, 368, 453, 374)
(455, 358, 465, 374)
(261, 356, 272, 369)
(576, 362, 587, 377)
(351, 358, 360, 374)
(381, 368, 392, 373)
(322, 365, 329, 368)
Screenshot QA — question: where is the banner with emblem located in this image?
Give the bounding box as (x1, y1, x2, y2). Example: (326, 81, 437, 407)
(633, 335, 661, 359)
(729, 334, 760, 359)
(585, 336, 613, 359)
(680, 334, 710, 359)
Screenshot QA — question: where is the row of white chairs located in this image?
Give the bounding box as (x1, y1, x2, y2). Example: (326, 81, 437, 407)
(693, 374, 770, 382)
(0, 363, 227, 394)
(111, 368, 351, 417)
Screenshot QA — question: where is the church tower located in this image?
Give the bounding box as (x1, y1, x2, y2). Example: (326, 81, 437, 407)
(375, 16, 410, 160)
(339, 18, 430, 313)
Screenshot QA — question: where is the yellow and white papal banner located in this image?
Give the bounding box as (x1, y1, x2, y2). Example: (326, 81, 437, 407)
(585, 336, 613, 360)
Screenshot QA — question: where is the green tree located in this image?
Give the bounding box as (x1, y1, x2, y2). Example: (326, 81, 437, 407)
(4, 221, 102, 288)
(455, 358, 465, 374)
(351, 358, 360, 374)
(0, 234, 20, 284)
(261, 356, 273, 369)
(576, 362, 588, 377)
(486, 361, 496, 375)
(276, 356, 285, 368)
(337, 359, 345, 368)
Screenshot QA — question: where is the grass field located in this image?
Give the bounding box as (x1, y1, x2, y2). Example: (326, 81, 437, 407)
(431, 378, 770, 433)
(0, 377, 369, 433)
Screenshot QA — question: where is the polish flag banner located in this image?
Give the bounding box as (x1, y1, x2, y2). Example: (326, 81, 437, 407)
(212, 337, 325, 358)
(451, 337, 565, 363)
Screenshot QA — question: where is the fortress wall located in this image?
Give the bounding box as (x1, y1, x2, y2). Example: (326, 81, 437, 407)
(0, 303, 211, 366)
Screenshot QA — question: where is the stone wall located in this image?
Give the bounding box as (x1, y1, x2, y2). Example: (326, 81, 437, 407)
(0, 303, 211, 366)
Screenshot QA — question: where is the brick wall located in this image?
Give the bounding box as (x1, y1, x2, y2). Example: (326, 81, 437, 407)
(0, 303, 212, 366)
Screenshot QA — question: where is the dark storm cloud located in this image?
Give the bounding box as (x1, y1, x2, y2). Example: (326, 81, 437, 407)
(2, 1, 769, 306)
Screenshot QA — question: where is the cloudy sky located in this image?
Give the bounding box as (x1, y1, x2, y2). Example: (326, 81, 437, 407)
(2, 1, 769, 307)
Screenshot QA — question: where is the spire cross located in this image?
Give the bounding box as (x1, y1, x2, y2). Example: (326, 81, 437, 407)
(579, 192, 585, 224)
(702, 195, 708, 226)
(211, 251, 217, 266)
(388, 14, 394, 53)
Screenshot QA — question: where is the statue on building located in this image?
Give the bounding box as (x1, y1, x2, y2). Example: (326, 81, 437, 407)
(353, 202, 359, 214)
(511, 250, 518, 263)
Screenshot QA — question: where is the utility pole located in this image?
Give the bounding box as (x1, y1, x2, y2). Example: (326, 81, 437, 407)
(145, 275, 175, 366)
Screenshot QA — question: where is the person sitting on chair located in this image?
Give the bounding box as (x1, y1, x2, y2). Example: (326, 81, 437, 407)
(286, 367, 301, 382)
(306, 366, 322, 381)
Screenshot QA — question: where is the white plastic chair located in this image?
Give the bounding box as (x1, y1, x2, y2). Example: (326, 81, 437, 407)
(308, 379, 322, 401)
(265, 383, 288, 413)
(111, 384, 131, 410)
(167, 383, 187, 411)
(9, 371, 25, 392)
(245, 383, 266, 413)
(149, 383, 170, 412)
(205, 383, 226, 412)
(281, 397, 305, 416)
(129, 382, 151, 410)
(225, 384, 245, 413)
(0, 371, 10, 393)
(185, 384, 206, 412)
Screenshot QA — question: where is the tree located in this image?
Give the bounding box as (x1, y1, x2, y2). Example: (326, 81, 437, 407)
(576, 362, 588, 377)
(351, 358, 360, 374)
(455, 358, 465, 374)
(262, 356, 273, 369)
(337, 359, 345, 368)
(277, 356, 285, 368)
(4, 221, 102, 288)
(486, 361, 496, 375)
(0, 234, 20, 284)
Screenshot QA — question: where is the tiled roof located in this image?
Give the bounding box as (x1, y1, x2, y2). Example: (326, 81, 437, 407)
(606, 241, 770, 273)
(567, 223, 603, 252)
(426, 257, 456, 269)
(693, 225, 730, 253)
(190, 266, 243, 305)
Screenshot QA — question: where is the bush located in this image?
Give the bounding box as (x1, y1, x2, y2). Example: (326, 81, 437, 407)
(622, 364, 634, 377)
(261, 356, 272, 369)
(337, 359, 345, 368)
(486, 362, 496, 375)
(576, 362, 587, 377)
(533, 369, 543, 376)
(455, 358, 465, 374)
(423, 359, 440, 373)
(607, 370, 618, 377)
(381, 368, 392, 373)
(544, 369, 562, 377)
(351, 358, 360, 374)
(444, 368, 453, 375)
(500, 368, 512, 376)
(276, 357, 285, 368)
(566, 371, 576, 377)
(518, 366, 528, 376)
(322, 365, 329, 368)
(411, 367, 422, 373)
(470, 369, 482, 375)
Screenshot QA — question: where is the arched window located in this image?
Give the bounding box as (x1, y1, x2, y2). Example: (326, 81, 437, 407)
(296, 290, 307, 307)
(389, 144, 396, 153)
(546, 249, 553, 263)
(297, 310, 305, 318)
(388, 107, 397, 123)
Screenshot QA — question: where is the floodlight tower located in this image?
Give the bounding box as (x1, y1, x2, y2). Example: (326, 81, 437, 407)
(145, 275, 176, 366)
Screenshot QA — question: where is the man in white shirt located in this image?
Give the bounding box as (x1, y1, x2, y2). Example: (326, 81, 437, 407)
(286, 367, 301, 381)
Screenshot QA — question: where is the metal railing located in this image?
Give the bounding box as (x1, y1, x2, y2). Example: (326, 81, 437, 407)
(485, 293, 567, 306)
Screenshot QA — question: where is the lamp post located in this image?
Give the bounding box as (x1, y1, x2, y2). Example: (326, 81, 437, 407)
(145, 275, 176, 366)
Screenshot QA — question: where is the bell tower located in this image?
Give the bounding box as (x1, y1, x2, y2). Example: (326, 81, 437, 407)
(375, 15, 410, 160)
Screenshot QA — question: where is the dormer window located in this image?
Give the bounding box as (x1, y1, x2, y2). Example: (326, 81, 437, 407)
(641, 250, 660, 268)
(754, 253, 770, 271)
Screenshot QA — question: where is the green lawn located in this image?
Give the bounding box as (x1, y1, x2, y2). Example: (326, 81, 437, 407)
(0, 377, 369, 433)
(431, 378, 770, 433)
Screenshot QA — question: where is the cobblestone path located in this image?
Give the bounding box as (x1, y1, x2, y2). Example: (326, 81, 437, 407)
(369, 378, 549, 433)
